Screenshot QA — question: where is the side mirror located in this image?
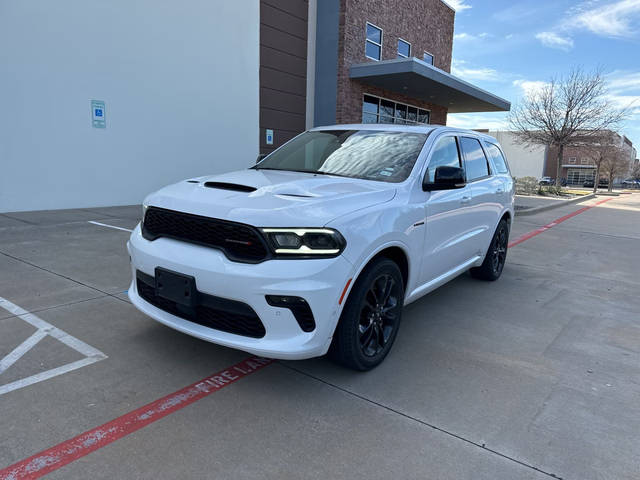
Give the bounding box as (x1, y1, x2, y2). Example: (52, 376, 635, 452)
(256, 153, 268, 164)
(423, 166, 466, 191)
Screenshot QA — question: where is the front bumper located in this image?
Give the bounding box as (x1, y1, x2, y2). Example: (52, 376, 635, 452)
(127, 224, 353, 360)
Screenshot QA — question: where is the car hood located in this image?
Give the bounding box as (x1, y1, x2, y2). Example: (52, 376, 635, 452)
(144, 169, 397, 227)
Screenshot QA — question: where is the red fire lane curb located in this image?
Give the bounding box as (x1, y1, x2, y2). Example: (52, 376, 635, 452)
(0, 357, 273, 480)
(508, 197, 613, 248)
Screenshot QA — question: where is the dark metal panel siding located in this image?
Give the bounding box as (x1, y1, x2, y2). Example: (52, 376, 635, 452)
(260, 0, 308, 154)
(314, 0, 340, 127)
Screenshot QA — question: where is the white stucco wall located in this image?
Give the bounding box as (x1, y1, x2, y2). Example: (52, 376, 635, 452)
(488, 131, 546, 179)
(0, 1, 259, 212)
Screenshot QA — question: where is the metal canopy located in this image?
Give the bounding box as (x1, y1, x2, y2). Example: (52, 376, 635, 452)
(350, 58, 511, 113)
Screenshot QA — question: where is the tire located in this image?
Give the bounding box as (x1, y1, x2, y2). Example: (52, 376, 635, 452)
(470, 218, 509, 281)
(329, 257, 404, 371)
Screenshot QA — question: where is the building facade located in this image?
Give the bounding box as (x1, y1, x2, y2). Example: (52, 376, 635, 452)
(543, 132, 636, 185)
(2, 0, 508, 212)
(486, 131, 546, 179)
(483, 130, 636, 185)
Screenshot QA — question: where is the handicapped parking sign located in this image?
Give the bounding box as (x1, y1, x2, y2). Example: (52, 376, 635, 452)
(91, 100, 106, 128)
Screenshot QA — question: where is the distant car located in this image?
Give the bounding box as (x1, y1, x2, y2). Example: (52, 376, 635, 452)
(539, 177, 566, 186)
(584, 178, 609, 188)
(621, 178, 640, 188)
(539, 176, 553, 185)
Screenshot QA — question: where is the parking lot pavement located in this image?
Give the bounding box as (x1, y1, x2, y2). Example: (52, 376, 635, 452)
(1, 197, 639, 479)
(515, 194, 570, 210)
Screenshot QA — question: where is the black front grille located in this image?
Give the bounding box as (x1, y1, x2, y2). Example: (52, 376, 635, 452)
(142, 207, 269, 263)
(136, 271, 266, 338)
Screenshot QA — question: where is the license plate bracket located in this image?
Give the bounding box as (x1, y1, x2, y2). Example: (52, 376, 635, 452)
(155, 267, 197, 308)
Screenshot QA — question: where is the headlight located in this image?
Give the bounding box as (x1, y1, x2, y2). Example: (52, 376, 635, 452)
(260, 228, 346, 257)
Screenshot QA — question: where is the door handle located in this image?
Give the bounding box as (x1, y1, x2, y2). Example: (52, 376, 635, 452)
(461, 196, 472, 204)
(495, 188, 504, 194)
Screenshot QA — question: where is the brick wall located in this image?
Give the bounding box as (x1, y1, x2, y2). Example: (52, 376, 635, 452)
(335, 0, 454, 125)
(544, 146, 595, 178)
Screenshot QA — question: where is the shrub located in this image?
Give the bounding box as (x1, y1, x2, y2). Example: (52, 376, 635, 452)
(514, 176, 538, 195)
(538, 185, 565, 196)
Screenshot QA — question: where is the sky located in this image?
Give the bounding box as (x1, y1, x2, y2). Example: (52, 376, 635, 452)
(445, 0, 640, 154)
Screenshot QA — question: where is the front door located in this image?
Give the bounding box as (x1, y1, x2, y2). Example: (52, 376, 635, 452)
(420, 135, 479, 285)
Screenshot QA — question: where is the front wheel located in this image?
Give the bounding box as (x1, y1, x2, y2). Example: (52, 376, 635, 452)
(329, 258, 404, 371)
(470, 218, 509, 281)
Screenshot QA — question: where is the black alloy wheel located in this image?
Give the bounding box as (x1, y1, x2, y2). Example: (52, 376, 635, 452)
(470, 218, 510, 281)
(359, 273, 400, 357)
(330, 257, 404, 371)
(490, 223, 508, 276)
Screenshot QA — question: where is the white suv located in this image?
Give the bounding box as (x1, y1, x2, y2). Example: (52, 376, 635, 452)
(128, 125, 514, 370)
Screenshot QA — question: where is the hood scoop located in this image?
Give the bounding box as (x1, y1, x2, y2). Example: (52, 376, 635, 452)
(203, 181, 257, 193)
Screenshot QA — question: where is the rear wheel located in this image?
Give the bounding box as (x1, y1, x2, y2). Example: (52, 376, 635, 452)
(470, 218, 509, 281)
(330, 258, 404, 371)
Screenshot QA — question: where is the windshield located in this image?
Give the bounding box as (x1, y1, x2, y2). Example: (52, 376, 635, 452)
(255, 130, 429, 183)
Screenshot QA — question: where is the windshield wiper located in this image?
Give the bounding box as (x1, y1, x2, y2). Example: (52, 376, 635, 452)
(254, 167, 347, 177)
(306, 170, 351, 178)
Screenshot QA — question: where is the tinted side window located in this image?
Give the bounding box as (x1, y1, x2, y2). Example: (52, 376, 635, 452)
(425, 136, 461, 183)
(485, 142, 509, 174)
(460, 137, 490, 181)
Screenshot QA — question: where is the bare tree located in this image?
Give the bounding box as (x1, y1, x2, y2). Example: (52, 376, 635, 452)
(600, 149, 630, 192)
(580, 134, 621, 193)
(509, 68, 629, 187)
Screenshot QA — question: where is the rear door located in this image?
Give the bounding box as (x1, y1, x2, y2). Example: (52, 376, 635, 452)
(421, 135, 478, 284)
(459, 136, 501, 255)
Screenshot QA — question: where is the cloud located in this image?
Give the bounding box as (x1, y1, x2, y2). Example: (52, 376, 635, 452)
(570, 0, 640, 38)
(446, 0, 472, 11)
(452, 65, 499, 81)
(532, 1, 640, 51)
(605, 71, 640, 116)
(493, 4, 546, 22)
(535, 31, 574, 51)
(513, 79, 550, 98)
(447, 113, 509, 131)
(453, 32, 490, 41)
(606, 71, 640, 92)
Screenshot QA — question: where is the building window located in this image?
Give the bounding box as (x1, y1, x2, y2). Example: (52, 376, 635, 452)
(398, 39, 411, 58)
(423, 52, 434, 65)
(567, 168, 595, 185)
(366, 23, 382, 61)
(362, 95, 430, 125)
(568, 157, 577, 164)
(581, 158, 590, 164)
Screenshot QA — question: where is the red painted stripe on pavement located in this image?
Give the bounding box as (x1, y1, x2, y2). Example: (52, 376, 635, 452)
(0, 356, 273, 480)
(508, 197, 613, 248)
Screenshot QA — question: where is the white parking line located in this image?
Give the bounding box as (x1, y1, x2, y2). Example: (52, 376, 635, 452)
(0, 296, 108, 396)
(0, 329, 47, 375)
(88, 220, 133, 232)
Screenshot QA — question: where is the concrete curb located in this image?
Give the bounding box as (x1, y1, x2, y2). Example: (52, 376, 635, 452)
(515, 193, 596, 216)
